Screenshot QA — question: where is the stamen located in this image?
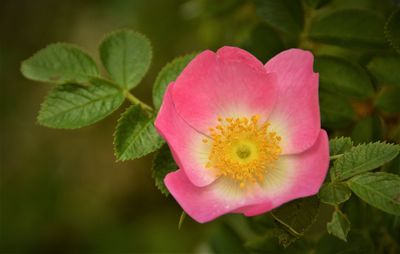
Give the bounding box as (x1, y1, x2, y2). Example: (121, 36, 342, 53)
(204, 115, 282, 188)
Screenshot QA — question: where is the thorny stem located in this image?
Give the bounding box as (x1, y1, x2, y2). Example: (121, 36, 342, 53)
(124, 90, 154, 113)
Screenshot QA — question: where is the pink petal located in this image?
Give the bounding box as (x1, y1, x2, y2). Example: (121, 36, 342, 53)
(242, 130, 329, 216)
(172, 46, 277, 135)
(265, 49, 320, 155)
(155, 83, 217, 187)
(164, 130, 329, 222)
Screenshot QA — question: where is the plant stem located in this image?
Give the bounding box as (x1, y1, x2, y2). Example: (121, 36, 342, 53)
(330, 154, 343, 160)
(124, 90, 153, 112)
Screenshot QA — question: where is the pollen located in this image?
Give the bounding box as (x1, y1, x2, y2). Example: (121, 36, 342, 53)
(205, 115, 282, 188)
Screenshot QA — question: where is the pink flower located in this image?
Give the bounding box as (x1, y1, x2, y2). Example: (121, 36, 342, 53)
(155, 47, 329, 223)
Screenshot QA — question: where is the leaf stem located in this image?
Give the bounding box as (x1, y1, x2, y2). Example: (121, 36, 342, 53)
(124, 90, 153, 112)
(330, 154, 343, 160)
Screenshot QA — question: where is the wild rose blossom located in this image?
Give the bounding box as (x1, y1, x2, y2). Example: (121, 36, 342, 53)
(155, 47, 329, 223)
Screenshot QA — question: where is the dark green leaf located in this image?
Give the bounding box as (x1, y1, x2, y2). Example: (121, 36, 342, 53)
(271, 196, 319, 237)
(351, 115, 384, 144)
(385, 9, 400, 54)
(327, 209, 351, 241)
(320, 92, 355, 129)
(114, 105, 164, 161)
(319, 183, 352, 206)
(310, 9, 386, 48)
(21, 43, 98, 84)
(366, 55, 400, 87)
(152, 53, 196, 109)
(332, 142, 400, 181)
(329, 137, 353, 156)
(245, 231, 310, 253)
(306, 0, 331, 9)
(100, 30, 152, 89)
(315, 56, 374, 99)
(242, 23, 285, 63)
(152, 144, 177, 196)
(348, 172, 400, 215)
(316, 231, 374, 254)
(209, 223, 248, 254)
(254, 0, 304, 35)
(375, 86, 400, 113)
(38, 79, 124, 129)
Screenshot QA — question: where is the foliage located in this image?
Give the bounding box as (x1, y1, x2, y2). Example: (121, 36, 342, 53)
(20, 0, 400, 252)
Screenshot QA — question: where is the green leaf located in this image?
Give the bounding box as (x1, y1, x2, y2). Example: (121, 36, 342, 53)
(271, 197, 319, 238)
(320, 92, 355, 129)
(319, 183, 352, 206)
(306, 0, 331, 9)
(254, 0, 304, 35)
(385, 9, 400, 54)
(309, 9, 386, 48)
(38, 79, 124, 129)
(152, 53, 196, 109)
(351, 115, 384, 144)
(376, 86, 400, 113)
(209, 223, 248, 254)
(99, 30, 152, 89)
(242, 23, 285, 63)
(315, 56, 374, 99)
(329, 137, 353, 156)
(316, 232, 374, 254)
(366, 55, 400, 87)
(21, 43, 99, 84)
(327, 210, 351, 242)
(114, 105, 164, 161)
(332, 142, 400, 181)
(348, 172, 400, 216)
(152, 144, 177, 196)
(245, 232, 310, 254)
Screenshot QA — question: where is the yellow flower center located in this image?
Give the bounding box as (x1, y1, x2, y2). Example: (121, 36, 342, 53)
(203, 115, 282, 188)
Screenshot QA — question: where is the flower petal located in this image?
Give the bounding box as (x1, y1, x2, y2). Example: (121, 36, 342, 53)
(155, 83, 217, 187)
(164, 130, 329, 222)
(172, 46, 277, 134)
(242, 130, 329, 216)
(265, 49, 320, 154)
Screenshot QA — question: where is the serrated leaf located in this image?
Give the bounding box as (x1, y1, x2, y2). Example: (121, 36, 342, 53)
(38, 79, 124, 129)
(329, 137, 353, 156)
(327, 210, 350, 241)
(315, 56, 374, 99)
(366, 55, 400, 87)
(21, 43, 99, 84)
(242, 23, 285, 63)
(99, 30, 152, 89)
(152, 53, 196, 109)
(348, 172, 400, 216)
(319, 183, 352, 206)
(271, 196, 319, 237)
(254, 0, 304, 35)
(152, 144, 177, 196)
(332, 142, 400, 181)
(385, 9, 400, 54)
(376, 86, 400, 113)
(320, 92, 355, 129)
(351, 115, 384, 144)
(114, 105, 164, 161)
(309, 9, 386, 48)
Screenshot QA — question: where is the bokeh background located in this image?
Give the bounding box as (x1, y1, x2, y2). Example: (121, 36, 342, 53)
(1, 0, 399, 253)
(1, 0, 246, 252)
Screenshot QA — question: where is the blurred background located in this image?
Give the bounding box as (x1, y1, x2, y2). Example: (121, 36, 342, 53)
(1, 0, 399, 253)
